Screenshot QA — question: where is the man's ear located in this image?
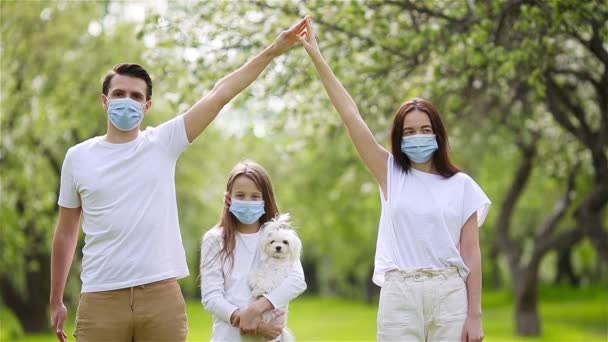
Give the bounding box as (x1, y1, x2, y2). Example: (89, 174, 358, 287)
(101, 94, 109, 111)
(144, 100, 152, 115)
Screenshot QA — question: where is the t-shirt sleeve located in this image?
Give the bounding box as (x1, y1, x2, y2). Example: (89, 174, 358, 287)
(461, 175, 491, 228)
(57, 149, 81, 208)
(148, 114, 191, 158)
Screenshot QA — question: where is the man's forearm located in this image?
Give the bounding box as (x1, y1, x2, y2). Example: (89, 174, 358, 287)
(50, 230, 78, 305)
(212, 44, 278, 105)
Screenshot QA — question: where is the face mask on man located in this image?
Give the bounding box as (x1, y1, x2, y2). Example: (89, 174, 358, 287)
(229, 199, 265, 224)
(401, 134, 438, 163)
(107, 97, 145, 131)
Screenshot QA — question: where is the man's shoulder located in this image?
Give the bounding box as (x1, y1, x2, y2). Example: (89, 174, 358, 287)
(66, 136, 101, 157)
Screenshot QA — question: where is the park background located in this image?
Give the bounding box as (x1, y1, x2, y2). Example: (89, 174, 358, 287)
(1, 0, 606, 341)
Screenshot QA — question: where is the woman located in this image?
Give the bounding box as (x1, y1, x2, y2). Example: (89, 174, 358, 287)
(299, 17, 489, 342)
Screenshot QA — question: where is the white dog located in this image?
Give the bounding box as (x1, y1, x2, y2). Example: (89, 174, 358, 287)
(248, 214, 301, 342)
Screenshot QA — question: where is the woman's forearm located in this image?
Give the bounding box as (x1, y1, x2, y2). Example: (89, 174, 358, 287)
(308, 50, 361, 125)
(464, 248, 482, 317)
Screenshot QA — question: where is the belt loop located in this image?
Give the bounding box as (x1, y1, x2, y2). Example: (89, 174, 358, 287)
(130, 287, 134, 311)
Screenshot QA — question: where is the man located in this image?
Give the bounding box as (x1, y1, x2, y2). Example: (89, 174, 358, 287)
(49, 18, 308, 342)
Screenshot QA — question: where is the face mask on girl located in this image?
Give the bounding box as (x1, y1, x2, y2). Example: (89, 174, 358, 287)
(107, 97, 145, 131)
(401, 134, 438, 163)
(229, 199, 265, 224)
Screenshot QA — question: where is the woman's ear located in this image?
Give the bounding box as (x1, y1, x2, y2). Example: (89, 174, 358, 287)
(224, 192, 231, 206)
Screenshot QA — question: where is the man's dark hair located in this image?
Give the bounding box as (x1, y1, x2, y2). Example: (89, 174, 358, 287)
(102, 63, 153, 100)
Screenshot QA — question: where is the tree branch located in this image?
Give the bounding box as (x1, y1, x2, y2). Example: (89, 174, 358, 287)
(534, 163, 578, 248)
(544, 73, 594, 148)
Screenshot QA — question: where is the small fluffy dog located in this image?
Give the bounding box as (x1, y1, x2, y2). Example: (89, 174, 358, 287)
(248, 214, 301, 342)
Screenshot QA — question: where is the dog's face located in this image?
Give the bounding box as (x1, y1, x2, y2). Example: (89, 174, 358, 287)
(262, 228, 302, 262)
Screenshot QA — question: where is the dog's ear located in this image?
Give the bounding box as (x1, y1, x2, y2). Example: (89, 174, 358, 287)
(288, 231, 302, 263)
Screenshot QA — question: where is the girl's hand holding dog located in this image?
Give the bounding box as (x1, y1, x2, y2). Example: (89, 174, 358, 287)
(239, 297, 273, 334)
(257, 311, 286, 340)
(230, 309, 240, 327)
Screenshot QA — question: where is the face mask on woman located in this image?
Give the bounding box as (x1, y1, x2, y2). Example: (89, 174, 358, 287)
(401, 134, 438, 163)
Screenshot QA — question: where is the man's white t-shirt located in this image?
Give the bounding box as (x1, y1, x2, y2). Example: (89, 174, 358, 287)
(200, 227, 307, 341)
(58, 115, 191, 293)
(373, 154, 491, 286)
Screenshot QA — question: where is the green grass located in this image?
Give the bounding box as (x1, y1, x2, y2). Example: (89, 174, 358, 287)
(9, 287, 608, 341)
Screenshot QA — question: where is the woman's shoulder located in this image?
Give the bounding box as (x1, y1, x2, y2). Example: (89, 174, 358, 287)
(450, 171, 472, 181)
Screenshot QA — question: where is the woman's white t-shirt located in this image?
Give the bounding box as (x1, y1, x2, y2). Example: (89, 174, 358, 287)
(201, 227, 307, 341)
(373, 154, 491, 286)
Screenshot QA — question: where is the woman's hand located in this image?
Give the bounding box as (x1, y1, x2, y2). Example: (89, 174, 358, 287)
(298, 16, 321, 57)
(269, 17, 309, 57)
(461, 315, 484, 342)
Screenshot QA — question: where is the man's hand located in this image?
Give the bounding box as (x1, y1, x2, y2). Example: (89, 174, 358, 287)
(50, 302, 68, 342)
(269, 17, 308, 57)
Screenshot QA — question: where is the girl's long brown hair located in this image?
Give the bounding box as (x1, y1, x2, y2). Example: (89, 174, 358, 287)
(213, 160, 279, 269)
(390, 98, 460, 177)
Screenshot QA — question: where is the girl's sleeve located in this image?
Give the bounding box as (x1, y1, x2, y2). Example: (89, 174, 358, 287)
(263, 260, 307, 309)
(461, 175, 491, 228)
(200, 231, 238, 323)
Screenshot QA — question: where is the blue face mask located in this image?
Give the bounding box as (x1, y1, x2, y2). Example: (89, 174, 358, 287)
(401, 134, 438, 163)
(107, 97, 145, 131)
(229, 199, 265, 224)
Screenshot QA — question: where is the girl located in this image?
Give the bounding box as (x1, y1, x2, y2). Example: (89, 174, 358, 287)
(200, 161, 307, 341)
(299, 18, 490, 342)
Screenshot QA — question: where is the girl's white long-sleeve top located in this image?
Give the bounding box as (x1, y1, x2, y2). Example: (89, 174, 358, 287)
(200, 226, 307, 341)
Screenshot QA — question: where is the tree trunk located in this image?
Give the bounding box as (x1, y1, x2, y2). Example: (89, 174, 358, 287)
(554, 245, 580, 286)
(0, 219, 52, 332)
(514, 267, 542, 336)
(0, 248, 50, 332)
(366, 267, 380, 304)
(488, 242, 503, 289)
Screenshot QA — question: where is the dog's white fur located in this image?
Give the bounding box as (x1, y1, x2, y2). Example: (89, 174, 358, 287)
(248, 214, 301, 342)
